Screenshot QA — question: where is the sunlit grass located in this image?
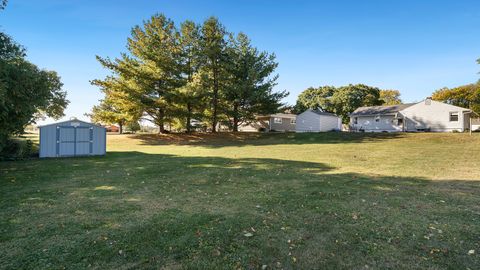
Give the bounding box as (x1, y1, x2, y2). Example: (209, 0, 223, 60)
(0, 132, 479, 269)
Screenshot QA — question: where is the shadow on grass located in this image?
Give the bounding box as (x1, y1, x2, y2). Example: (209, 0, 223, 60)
(128, 131, 406, 147)
(1, 151, 479, 269)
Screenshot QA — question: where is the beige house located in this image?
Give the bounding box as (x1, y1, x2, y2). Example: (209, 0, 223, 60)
(350, 98, 475, 132)
(238, 113, 296, 132)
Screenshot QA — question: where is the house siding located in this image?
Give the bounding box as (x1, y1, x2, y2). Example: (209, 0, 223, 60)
(320, 115, 342, 131)
(269, 117, 296, 131)
(296, 111, 320, 132)
(401, 100, 468, 132)
(238, 120, 269, 132)
(296, 110, 341, 132)
(351, 115, 403, 132)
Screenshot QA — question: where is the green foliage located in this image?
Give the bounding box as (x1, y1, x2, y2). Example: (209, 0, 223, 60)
(295, 86, 336, 113)
(126, 121, 141, 133)
(93, 14, 285, 133)
(200, 17, 228, 132)
(94, 14, 182, 133)
(0, 138, 34, 160)
(224, 33, 287, 131)
(0, 32, 68, 151)
(295, 84, 383, 123)
(379, 89, 402, 105)
(432, 82, 480, 114)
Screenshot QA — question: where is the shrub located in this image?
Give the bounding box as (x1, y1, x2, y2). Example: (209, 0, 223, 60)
(0, 139, 36, 161)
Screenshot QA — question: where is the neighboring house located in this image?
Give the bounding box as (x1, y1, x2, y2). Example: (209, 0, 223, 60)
(104, 125, 119, 133)
(295, 109, 342, 132)
(472, 118, 480, 131)
(238, 113, 297, 132)
(350, 98, 475, 132)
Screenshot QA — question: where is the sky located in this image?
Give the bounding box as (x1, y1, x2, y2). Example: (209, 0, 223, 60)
(1, 0, 480, 124)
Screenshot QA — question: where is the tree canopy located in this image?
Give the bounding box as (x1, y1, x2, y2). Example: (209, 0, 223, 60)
(92, 14, 286, 133)
(295, 84, 383, 123)
(0, 10, 68, 151)
(379, 89, 402, 105)
(432, 82, 480, 114)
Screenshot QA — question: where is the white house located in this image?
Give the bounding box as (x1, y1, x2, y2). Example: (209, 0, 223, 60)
(296, 109, 342, 132)
(350, 98, 475, 132)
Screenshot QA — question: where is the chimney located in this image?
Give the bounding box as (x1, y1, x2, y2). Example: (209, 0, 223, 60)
(425, 97, 432, 105)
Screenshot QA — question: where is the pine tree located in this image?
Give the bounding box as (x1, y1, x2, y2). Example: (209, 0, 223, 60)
(94, 14, 182, 133)
(225, 33, 287, 131)
(200, 17, 227, 132)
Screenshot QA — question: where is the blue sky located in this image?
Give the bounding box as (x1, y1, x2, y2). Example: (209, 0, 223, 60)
(1, 0, 480, 124)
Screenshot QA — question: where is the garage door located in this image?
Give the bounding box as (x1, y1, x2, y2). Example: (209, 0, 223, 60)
(57, 126, 93, 157)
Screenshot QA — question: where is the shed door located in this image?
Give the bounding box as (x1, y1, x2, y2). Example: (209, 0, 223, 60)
(57, 126, 93, 156)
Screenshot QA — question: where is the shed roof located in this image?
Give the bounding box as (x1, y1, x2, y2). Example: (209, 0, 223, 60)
(308, 109, 339, 117)
(38, 119, 104, 128)
(350, 103, 415, 116)
(258, 113, 297, 119)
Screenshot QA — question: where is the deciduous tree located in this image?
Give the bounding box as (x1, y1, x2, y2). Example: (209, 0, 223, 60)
(0, 32, 68, 151)
(379, 89, 402, 105)
(432, 83, 480, 114)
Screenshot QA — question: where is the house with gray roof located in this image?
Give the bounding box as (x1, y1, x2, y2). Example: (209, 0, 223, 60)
(350, 98, 475, 132)
(295, 109, 342, 132)
(238, 113, 297, 132)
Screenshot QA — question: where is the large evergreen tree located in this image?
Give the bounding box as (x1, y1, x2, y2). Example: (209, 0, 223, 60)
(225, 33, 287, 131)
(94, 14, 182, 133)
(200, 17, 228, 132)
(177, 20, 206, 132)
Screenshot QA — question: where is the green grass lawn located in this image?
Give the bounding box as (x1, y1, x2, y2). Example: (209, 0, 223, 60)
(1, 132, 480, 269)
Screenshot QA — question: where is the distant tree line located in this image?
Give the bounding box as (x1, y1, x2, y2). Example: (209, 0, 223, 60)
(295, 85, 401, 123)
(90, 14, 287, 133)
(0, 1, 68, 154)
(296, 57, 480, 123)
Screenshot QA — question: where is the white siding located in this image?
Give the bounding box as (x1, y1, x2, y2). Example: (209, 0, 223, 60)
(296, 111, 320, 132)
(320, 115, 342, 131)
(401, 100, 469, 132)
(351, 115, 402, 132)
(296, 110, 341, 132)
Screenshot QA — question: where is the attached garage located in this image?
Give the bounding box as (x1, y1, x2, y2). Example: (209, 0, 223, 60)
(39, 119, 106, 158)
(295, 109, 342, 132)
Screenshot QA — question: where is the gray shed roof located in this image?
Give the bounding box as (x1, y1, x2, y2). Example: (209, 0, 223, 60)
(308, 109, 339, 117)
(38, 119, 105, 128)
(350, 103, 415, 116)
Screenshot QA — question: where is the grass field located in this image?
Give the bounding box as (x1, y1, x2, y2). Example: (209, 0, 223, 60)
(1, 132, 480, 269)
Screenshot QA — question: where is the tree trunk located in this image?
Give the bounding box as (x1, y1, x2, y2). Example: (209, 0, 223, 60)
(186, 102, 192, 133)
(233, 103, 239, 132)
(211, 67, 218, 133)
(118, 123, 123, 134)
(157, 110, 166, 134)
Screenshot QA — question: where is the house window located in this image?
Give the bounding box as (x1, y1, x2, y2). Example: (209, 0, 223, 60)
(396, 118, 403, 126)
(290, 118, 296, 124)
(353, 117, 358, 125)
(375, 115, 380, 122)
(449, 112, 459, 122)
(274, 117, 282, 124)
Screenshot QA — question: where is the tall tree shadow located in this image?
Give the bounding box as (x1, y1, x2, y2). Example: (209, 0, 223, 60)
(129, 132, 406, 147)
(0, 151, 479, 269)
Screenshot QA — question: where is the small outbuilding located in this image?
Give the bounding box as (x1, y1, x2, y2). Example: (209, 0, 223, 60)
(39, 119, 106, 158)
(295, 109, 342, 132)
